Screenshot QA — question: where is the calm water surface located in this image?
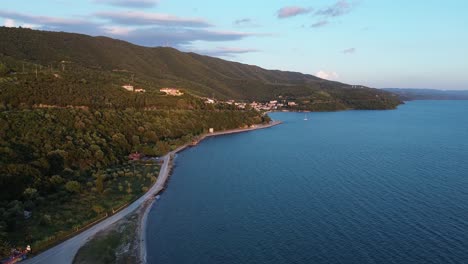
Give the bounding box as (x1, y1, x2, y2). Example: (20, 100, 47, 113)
(147, 101, 468, 264)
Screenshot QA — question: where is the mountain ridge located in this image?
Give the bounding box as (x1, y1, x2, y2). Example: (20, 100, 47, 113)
(0, 27, 401, 110)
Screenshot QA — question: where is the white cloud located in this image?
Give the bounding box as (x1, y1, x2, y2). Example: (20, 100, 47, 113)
(22, 23, 40, 29)
(4, 18, 15, 27)
(277, 6, 312, 19)
(101, 25, 132, 35)
(316, 70, 339, 80)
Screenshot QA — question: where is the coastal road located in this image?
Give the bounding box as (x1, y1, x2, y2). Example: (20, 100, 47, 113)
(23, 154, 172, 264)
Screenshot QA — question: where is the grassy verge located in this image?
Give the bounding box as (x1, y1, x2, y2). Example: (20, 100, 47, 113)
(73, 209, 141, 264)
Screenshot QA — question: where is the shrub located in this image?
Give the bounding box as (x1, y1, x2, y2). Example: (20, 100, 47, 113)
(23, 188, 38, 200)
(92, 205, 105, 215)
(40, 214, 52, 226)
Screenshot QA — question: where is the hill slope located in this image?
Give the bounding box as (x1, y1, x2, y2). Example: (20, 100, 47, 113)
(0, 27, 401, 110)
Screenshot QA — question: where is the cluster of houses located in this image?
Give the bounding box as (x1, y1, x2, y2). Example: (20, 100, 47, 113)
(224, 100, 298, 111)
(121, 85, 185, 96)
(160, 88, 184, 96)
(121, 86, 186, 96)
(121, 84, 299, 110)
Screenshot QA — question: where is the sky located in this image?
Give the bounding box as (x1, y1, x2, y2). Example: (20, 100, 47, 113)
(1, 0, 468, 90)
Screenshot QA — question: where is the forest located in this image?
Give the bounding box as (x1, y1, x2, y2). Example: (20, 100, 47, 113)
(0, 57, 268, 256)
(0, 107, 267, 256)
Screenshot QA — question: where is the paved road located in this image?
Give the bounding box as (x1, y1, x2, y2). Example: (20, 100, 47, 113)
(23, 154, 172, 264)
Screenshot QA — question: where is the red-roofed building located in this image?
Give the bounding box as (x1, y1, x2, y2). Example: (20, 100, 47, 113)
(128, 152, 142, 161)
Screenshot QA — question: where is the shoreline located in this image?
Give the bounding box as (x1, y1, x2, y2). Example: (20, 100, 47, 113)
(23, 121, 281, 264)
(139, 120, 282, 263)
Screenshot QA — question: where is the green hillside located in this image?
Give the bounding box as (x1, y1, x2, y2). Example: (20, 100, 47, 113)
(0, 27, 401, 110)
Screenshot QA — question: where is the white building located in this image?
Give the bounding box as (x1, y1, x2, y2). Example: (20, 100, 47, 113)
(122, 85, 134, 91)
(160, 88, 184, 96)
(122, 85, 145, 93)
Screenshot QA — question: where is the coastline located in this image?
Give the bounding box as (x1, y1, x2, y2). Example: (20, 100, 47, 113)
(139, 120, 282, 263)
(21, 121, 281, 264)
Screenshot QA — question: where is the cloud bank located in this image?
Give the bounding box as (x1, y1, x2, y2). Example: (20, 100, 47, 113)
(189, 46, 260, 58)
(0, 10, 263, 48)
(309, 1, 357, 28)
(95, 11, 213, 27)
(125, 28, 260, 46)
(316, 0, 355, 17)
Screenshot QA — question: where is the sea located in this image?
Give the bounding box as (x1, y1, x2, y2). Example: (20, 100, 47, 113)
(146, 100, 468, 264)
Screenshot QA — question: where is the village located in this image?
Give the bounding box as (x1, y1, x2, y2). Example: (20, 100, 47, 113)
(224, 99, 298, 111)
(121, 85, 300, 112)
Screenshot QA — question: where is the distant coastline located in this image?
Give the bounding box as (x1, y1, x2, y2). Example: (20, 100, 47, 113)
(383, 88, 468, 101)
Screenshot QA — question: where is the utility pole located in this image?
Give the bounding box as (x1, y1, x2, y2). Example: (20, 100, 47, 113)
(35, 65, 38, 78)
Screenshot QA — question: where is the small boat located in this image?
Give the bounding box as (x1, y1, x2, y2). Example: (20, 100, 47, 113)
(155, 195, 161, 200)
(304, 114, 308, 121)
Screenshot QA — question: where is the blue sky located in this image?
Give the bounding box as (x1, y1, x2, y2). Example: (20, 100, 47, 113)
(1, 0, 467, 89)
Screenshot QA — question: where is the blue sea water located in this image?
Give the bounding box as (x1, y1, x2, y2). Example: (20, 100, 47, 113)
(146, 101, 468, 264)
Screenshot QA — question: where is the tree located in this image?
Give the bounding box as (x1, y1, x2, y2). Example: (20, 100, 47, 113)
(0, 63, 7, 75)
(49, 175, 64, 186)
(23, 188, 38, 200)
(47, 150, 65, 175)
(156, 141, 170, 156)
(95, 174, 104, 194)
(65, 181, 81, 193)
